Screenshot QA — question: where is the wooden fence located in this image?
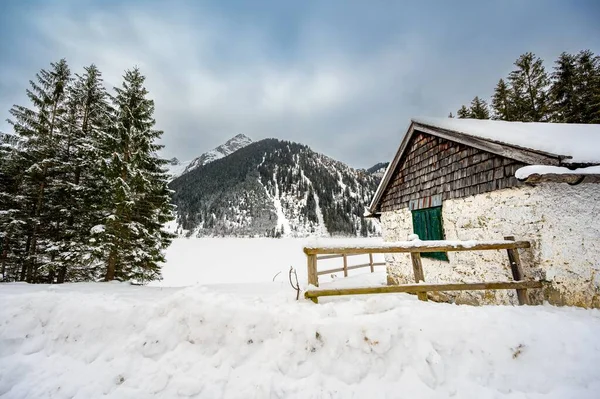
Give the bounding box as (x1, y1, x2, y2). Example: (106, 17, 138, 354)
(311, 253, 386, 278)
(304, 236, 543, 304)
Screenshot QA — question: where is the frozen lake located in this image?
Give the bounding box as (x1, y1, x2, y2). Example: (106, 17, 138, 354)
(153, 237, 387, 287)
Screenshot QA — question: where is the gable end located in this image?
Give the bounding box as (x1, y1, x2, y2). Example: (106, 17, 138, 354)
(379, 131, 528, 212)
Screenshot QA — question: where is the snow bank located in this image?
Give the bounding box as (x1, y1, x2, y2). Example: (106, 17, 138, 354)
(515, 165, 600, 179)
(2, 238, 600, 397)
(2, 282, 600, 398)
(413, 117, 600, 164)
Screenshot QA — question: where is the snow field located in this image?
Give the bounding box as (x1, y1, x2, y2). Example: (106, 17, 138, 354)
(1, 238, 600, 398)
(153, 237, 386, 287)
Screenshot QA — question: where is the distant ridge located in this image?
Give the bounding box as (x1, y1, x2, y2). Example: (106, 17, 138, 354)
(169, 139, 384, 238)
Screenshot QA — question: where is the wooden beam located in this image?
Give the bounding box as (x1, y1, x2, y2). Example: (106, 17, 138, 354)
(504, 236, 528, 305)
(304, 240, 531, 255)
(316, 253, 364, 260)
(369, 253, 374, 273)
(316, 262, 386, 276)
(411, 253, 428, 301)
(342, 254, 348, 277)
(307, 254, 318, 287)
(304, 281, 544, 299)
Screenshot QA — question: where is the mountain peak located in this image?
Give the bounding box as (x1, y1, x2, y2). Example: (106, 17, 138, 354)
(166, 134, 253, 179)
(231, 133, 251, 141)
(217, 134, 253, 156)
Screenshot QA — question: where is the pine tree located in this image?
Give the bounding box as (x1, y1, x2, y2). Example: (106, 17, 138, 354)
(469, 96, 490, 119)
(54, 65, 112, 282)
(491, 79, 513, 120)
(457, 105, 470, 119)
(550, 52, 578, 122)
(508, 53, 550, 121)
(359, 217, 368, 237)
(0, 131, 27, 281)
(574, 50, 600, 123)
(96, 67, 174, 282)
(7, 59, 72, 282)
(448, 112, 454, 118)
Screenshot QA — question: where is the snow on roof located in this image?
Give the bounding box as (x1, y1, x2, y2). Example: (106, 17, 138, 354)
(412, 117, 600, 164)
(515, 165, 600, 179)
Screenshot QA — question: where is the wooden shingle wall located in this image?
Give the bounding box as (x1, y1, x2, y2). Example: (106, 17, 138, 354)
(380, 131, 527, 212)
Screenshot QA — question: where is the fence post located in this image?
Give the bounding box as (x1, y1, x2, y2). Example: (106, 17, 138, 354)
(504, 236, 528, 305)
(410, 252, 428, 301)
(343, 254, 348, 277)
(307, 254, 319, 288)
(369, 253, 374, 273)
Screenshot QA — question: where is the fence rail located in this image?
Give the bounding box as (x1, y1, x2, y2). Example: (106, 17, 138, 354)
(315, 252, 386, 277)
(304, 236, 541, 305)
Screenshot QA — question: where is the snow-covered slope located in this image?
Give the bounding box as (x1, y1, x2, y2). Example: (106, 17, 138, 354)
(170, 139, 382, 238)
(165, 134, 253, 180)
(165, 157, 190, 179)
(183, 134, 253, 175)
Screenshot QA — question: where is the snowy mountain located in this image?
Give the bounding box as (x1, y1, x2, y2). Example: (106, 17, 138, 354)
(166, 134, 253, 179)
(170, 139, 384, 237)
(183, 134, 253, 175)
(367, 162, 389, 178)
(165, 157, 189, 179)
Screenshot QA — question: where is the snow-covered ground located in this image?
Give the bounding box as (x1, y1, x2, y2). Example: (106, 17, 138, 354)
(153, 237, 385, 287)
(2, 238, 600, 398)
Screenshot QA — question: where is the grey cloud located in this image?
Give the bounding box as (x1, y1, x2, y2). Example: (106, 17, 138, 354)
(1, 1, 599, 168)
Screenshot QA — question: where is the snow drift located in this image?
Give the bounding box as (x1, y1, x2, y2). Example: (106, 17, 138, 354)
(2, 280, 600, 398)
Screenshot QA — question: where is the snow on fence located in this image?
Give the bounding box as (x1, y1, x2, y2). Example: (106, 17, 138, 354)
(304, 236, 543, 304)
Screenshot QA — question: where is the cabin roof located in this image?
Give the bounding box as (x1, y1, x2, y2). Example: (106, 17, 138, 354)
(368, 118, 600, 215)
(412, 117, 600, 165)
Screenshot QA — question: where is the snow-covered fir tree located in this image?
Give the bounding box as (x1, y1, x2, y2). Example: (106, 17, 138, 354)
(491, 79, 513, 120)
(0, 131, 26, 281)
(53, 64, 112, 282)
(0, 61, 173, 284)
(95, 67, 174, 282)
(468, 96, 490, 119)
(550, 52, 578, 122)
(573, 50, 600, 124)
(454, 50, 599, 124)
(508, 52, 550, 122)
(456, 105, 470, 119)
(7, 59, 73, 282)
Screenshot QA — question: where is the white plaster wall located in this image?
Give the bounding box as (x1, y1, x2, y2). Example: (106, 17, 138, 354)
(381, 184, 600, 307)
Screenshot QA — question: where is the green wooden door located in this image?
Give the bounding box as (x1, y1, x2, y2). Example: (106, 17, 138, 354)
(411, 206, 448, 261)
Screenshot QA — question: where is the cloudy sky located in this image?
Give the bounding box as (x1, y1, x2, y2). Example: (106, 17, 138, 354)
(1, 0, 599, 168)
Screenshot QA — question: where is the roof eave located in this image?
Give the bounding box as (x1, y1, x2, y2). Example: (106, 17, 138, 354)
(412, 121, 562, 166)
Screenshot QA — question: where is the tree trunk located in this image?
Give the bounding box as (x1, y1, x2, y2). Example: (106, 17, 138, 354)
(27, 220, 41, 283)
(105, 250, 116, 281)
(0, 234, 9, 279)
(57, 265, 67, 284)
(20, 234, 32, 281)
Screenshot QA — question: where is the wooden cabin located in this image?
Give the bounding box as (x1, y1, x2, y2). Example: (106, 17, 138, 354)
(367, 117, 600, 307)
